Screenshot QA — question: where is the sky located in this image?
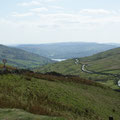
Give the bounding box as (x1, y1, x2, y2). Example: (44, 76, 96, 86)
(1, 0, 120, 44)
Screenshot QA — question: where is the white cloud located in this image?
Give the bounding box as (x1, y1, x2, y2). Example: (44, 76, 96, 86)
(50, 6, 64, 10)
(18, 1, 41, 7)
(4, 5, 120, 44)
(18, 0, 61, 7)
(80, 9, 111, 15)
(46, 0, 61, 2)
(11, 11, 120, 26)
(31, 7, 48, 13)
(12, 12, 33, 17)
(1, 10, 120, 44)
(2, 0, 120, 44)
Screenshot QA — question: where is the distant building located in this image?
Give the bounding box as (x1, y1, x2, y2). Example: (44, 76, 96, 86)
(118, 80, 120, 87)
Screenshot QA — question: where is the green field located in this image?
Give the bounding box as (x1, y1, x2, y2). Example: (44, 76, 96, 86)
(0, 71, 120, 120)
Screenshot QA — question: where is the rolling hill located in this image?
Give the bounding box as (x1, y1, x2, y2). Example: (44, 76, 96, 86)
(16, 42, 117, 59)
(79, 47, 120, 72)
(0, 44, 53, 68)
(37, 47, 120, 89)
(0, 69, 119, 120)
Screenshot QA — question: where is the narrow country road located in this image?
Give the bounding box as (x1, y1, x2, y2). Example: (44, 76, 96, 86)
(74, 59, 93, 74)
(74, 59, 120, 87)
(81, 64, 93, 74)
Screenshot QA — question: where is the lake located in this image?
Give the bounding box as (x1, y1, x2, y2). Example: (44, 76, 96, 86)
(52, 59, 66, 62)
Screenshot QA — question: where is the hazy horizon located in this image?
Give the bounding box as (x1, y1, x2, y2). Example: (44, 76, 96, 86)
(3, 41, 120, 46)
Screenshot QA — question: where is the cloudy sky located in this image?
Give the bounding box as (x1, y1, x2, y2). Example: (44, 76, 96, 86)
(1, 0, 120, 44)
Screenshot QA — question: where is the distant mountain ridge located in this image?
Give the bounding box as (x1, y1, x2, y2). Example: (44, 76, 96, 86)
(0, 44, 53, 68)
(16, 42, 117, 59)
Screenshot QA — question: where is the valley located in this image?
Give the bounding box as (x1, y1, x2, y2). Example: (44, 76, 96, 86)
(0, 43, 119, 120)
(37, 47, 120, 89)
(1, 0, 120, 119)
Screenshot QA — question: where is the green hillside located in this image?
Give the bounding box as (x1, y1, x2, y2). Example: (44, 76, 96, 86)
(0, 44, 53, 68)
(79, 47, 120, 72)
(0, 70, 120, 120)
(37, 47, 120, 89)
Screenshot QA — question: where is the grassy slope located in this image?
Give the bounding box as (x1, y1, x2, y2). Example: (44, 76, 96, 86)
(0, 109, 64, 120)
(37, 59, 84, 76)
(76, 47, 120, 71)
(37, 48, 120, 89)
(0, 72, 120, 120)
(36, 59, 115, 81)
(0, 44, 53, 68)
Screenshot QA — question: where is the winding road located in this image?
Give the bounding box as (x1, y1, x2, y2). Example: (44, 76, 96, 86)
(81, 64, 93, 74)
(74, 59, 120, 87)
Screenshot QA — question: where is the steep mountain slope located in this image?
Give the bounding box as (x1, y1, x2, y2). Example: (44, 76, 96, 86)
(16, 42, 117, 59)
(0, 44, 53, 68)
(37, 47, 120, 89)
(0, 69, 120, 120)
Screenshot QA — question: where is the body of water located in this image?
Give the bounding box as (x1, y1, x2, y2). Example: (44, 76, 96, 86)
(52, 59, 66, 62)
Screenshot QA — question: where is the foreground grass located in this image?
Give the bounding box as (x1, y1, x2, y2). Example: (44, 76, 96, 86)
(0, 108, 64, 120)
(0, 73, 120, 120)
